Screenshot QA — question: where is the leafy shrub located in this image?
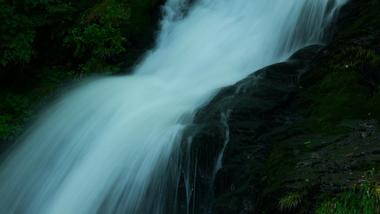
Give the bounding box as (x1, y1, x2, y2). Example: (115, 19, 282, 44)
(0, 1, 35, 67)
(0, 94, 32, 140)
(64, 0, 130, 73)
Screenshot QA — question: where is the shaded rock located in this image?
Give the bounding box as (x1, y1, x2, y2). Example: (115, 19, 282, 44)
(177, 0, 380, 213)
(177, 45, 324, 214)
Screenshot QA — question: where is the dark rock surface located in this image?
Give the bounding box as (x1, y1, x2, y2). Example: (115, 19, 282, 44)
(179, 0, 380, 213)
(190, 45, 327, 213)
(178, 45, 325, 213)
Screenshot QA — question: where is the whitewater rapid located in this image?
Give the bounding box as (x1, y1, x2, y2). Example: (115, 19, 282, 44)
(0, 0, 347, 213)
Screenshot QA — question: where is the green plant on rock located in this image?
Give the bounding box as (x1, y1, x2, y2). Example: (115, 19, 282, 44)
(316, 184, 380, 214)
(278, 191, 304, 212)
(316, 170, 380, 214)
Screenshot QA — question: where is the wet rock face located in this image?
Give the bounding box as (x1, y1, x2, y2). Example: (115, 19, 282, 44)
(183, 46, 380, 213)
(178, 1, 380, 213)
(178, 45, 324, 214)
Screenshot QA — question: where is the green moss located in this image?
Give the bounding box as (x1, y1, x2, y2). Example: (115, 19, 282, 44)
(306, 71, 369, 132)
(264, 142, 298, 191)
(300, 47, 380, 134)
(369, 87, 380, 118)
(337, 0, 380, 41)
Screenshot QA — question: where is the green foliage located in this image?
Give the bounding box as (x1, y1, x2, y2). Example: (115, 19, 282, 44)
(0, 66, 76, 141)
(0, 94, 32, 140)
(64, 0, 130, 73)
(0, 1, 35, 67)
(0, 0, 160, 73)
(278, 192, 303, 211)
(0, 115, 14, 138)
(0, 0, 161, 144)
(0, 0, 80, 68)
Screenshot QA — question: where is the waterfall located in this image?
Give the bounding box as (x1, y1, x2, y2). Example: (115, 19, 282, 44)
(0, 0, 347, 213)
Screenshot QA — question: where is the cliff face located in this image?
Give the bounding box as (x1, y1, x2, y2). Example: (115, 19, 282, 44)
(183, 0, 380, 213)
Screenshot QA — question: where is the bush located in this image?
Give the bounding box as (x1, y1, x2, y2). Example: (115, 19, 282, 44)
(64, 0, 130, 73)
(0, 1, 35, 67)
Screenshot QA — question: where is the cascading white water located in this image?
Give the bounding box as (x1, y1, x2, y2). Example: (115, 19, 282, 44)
(0, 0, 347, 213)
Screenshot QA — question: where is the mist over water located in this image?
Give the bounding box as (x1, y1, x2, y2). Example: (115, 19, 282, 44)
(0, 0, 347, 213)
